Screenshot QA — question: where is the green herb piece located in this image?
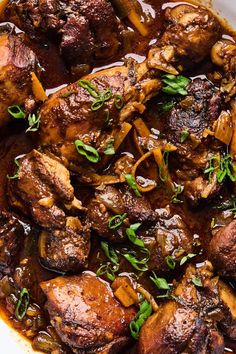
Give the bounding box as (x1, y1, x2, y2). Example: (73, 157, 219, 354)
(165, 255, 176, 270)
(157, 99, 175, 114)
(91, 98, 104, 111)
(123, 249, 149, 272)
(180, 129, 189, 143)
(126, 223, 144, 248)
(159, 151, 169, 182)
(60, 91, 76, 98)
(8, 105, 26, 119)
(104, 139, 115, 155)
(74, 139, 99, 163)
(180, 253, 196, 266)
(150, 272, 170, 290)
(15, 288, 30, 321)
(191, 276, 203, 287)
(215, 196, 236, 217)
(96, 263, 118, 281)
(204, 154, 236, 183)
(108, 213, 127, 230)
(161, 74, 191, 96)
(171, 182, 184, 204)
(78, 79, 100, 98)
(125, 174, 142, 197)
(114, 95, 124, 110)
(26, 114, 40, 132)
(101, 241, 119, 266)
(130, 300, 152, 340)
(102, 89, 113, 102)
(7, 157, 21, 180)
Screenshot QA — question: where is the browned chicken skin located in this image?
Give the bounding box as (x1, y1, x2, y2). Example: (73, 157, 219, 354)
(0, 31, 37, 127)
(40, 273, 136, 353)
(139, 262, 236, 354)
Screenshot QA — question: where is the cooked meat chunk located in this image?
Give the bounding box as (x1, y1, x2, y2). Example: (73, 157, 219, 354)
(40, 273, 136, 353)
(142, 208, 193, 273)
(87, 185, 156, 242)
(8, 149, 83, 229)
(138, 261, 236, 353)
(164, 78, 223, 205)
(7, 0, 122, 66)
(209, 220, 236, 279)
(0, 32, 37, 127)
(148, 4, 221, 73)
(0, 211, 23, 276)
(38, 65, 161, 166)
(38, 217, 90, 273)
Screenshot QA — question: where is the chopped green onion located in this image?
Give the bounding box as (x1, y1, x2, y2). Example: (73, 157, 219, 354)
(157, 99, 175, 114)
(130, 300, 152, 340)
(159, 151, 169, 182)
(191, 276, 202, 287)
(180, 253, 196, 266)
(8, 105, 26, 119)
(180, 129, 189, 143)
(74, 139, 99, 163)
(102, 89, 113, 102)
(165, 255, 176, 270)
(150, 272, 170, 290)
(162, 74, 191, 96)
(125, 174, 141, 197)
(126, 223, 145, 248)
(101, 241, 119, 266)
(114, 95, 124, 110)
(204, 154, 236, 183)
(123, 249, 149, 272)
(15, 288, 30, 321)
(108, 213, 127, 230)
(215, 196, 236, 217)
(91, 98, 104, 111)
(104, 139, 115, 155)
(7, 157, 21, 180)
(171, 182, 184, 204)
(26, 114, 40, 132)
(96, 263, 118, 281)
(78, 79, 100, 98)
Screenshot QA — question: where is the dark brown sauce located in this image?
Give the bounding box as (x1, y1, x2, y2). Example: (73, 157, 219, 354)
(0, 0, 235, 353)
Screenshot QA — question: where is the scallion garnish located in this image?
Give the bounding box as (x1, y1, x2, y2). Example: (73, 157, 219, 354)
(180, 129, 189, 143)
(157, 99, 175, 114)
(171, 182, 184, 204)
(159, 151, 169, 182)
(96, 263, 118, 281)
(165, 255, 176, 270)
(180, 253, 196, 266)
(126, 223, 144, 248)
(125, 174, 141, 197)
(26, 114, 40, 132)
(74, 139, 99, 163)
(204, 154, 236, 183)
(191, 276, 202, 287)
(122, 248, 149, 272)
(78, 79, 100, 98)
(8, 105, 26, 119)
(15, 288, 30, 321)
(130, 300, 152, 340)
(108, 213, 127, 230)
(101, 241, 119, 266)
(150, 272, 170, 290)
(114, 95, 124, 110)
(161, 74, 191, 96)
(104, 139, 115, 155)
(7, 156, 21, 180)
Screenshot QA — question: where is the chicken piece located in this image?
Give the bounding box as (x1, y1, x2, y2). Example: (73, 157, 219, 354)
(0, 32, 37, 127)
(8, 149, 83, 229)
(7, 0, 122, 66)
(38, 65, 161, 167)
(211, 39, 236, 100)
(139, 261, 236, 353)
(87, 185, 156, 242)
(163, 78, 223, 205)
(209, 220, 236, 279)
(148, 4, 221, 73)
(0, 211, 24, 276)
(40, 273, 136, 353)
(142, 208, 193, 273)
(38, 217, 90, 273)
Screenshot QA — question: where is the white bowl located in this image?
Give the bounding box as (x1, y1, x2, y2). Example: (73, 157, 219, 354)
(0, 0, 235, 353)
